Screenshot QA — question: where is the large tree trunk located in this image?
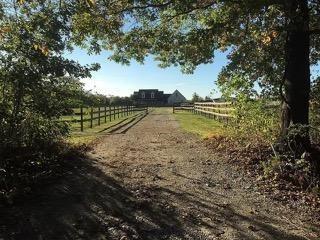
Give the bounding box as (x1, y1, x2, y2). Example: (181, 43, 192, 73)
(281, 0, 311, 152)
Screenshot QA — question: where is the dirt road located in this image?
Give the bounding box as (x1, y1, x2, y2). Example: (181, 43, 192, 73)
(1, 108, 319, 240)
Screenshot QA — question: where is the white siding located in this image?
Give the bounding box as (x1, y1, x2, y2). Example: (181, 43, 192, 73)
(167, 90, 187, 104)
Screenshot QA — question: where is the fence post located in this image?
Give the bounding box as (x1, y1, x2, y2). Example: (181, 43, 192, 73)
(98, 107, 101, 126)
(113, 106, 116, 120)
(173, 105, 175, 114)
(80, 106, 83, 132)
(109, 104, 112, 122)
(90, 107, 93, 128)
(104, 106, 107, 123)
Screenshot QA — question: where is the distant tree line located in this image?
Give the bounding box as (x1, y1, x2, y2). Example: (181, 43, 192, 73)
(60, 77, 134, 112)
(190, 92, 213, 103)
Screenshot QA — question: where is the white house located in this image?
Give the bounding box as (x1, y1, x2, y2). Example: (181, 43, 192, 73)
(167, 90, 187, 105)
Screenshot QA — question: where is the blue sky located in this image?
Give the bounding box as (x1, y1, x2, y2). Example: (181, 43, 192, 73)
(65, 48, 229, 100)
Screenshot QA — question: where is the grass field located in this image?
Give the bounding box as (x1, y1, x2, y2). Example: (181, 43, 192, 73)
(63, 110, 146, 145)
(65, 107, 229, 145)
(61, 107, 131, 132)
(173, 110, 229, 139)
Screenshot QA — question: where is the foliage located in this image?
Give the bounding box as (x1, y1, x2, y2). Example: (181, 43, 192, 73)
(231, 95, 280, 145)
(0, 112, 69, 203)
(262, 125, 317, 189)
(109, 96, 134, 105)
(70, 1, 320, 158)
(230, 96, 319, 185)
(0, 0, 98, 121)
(310, 77, 320, 143)
(69, 1, 320, 96)
(219, 74, 258, 99)
(190, 92, 203, 103)
(0, 0, 99, 201)
(204, 96, 213, 101)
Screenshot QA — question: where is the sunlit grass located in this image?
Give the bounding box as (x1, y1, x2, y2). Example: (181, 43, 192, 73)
(173, 111, 230, 139)
(65, 111, 145, 145)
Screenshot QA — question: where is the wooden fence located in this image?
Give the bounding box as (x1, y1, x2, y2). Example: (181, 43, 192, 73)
(173, 102, 235, 122)
(62, 105, 148, 131)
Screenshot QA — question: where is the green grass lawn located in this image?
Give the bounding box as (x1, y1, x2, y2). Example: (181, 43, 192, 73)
(173, 110, 229, 139)
(65, 111, 145, 145)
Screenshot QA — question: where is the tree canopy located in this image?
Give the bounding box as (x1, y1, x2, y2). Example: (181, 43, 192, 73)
(69, 1, 320, 158)
(0, 0, 99, 155)
(1, 0, 320, 172)
(69, 1, 319, 95)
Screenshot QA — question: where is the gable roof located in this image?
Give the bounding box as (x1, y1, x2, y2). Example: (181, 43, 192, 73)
(167, 89, 187, 103)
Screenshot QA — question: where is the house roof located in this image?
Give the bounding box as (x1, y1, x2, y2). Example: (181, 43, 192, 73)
(168, 90, 187, 101)
(135, 89, 161, 92)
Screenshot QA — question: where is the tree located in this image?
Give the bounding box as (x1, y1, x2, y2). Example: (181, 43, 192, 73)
(71, 0, 320, 166)
(2, 1, 319, 174)
(0, 0, 99, 158)
(204, 96, 213, 102)
(191, 92, 203, 103)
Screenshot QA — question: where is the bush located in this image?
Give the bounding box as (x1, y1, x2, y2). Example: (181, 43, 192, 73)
(0, 111, 70, 203)
(310, 103, 320, 145)
(230, 97, 279, 145)
(228, 98, 319, 189)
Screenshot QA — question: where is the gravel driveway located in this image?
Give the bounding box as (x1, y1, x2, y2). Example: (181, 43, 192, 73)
(1, 108, 318, 240)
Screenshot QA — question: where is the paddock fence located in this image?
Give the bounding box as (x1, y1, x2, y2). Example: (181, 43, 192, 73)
(173, 102, 235, 123)
(60, 105, 148, 131)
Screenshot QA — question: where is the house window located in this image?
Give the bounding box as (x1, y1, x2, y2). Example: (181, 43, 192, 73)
(151, 92, 155, 99)
(141, 92, 145, 99)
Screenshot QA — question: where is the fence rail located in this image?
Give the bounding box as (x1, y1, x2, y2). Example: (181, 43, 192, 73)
(61, 105, 148, 131)
(173, 102, 235, 122)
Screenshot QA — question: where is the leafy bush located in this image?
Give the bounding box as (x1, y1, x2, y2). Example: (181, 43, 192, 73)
(227, 97, 319, 189)
(310, 103, 320, 145)
(0, 110, 69, 203)
(230, 96, 279, 145)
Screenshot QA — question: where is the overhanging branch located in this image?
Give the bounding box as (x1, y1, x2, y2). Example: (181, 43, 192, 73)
(309, 29, 320, 35)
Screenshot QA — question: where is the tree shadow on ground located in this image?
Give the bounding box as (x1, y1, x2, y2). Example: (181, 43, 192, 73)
(0, 156, 318, 240)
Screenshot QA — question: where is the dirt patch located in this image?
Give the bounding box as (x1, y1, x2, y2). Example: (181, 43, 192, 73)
(1, 108, 319, 239)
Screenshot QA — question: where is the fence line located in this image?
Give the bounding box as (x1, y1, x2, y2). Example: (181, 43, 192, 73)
(62, 105, 148, 131)
(173, 102, 235, 123)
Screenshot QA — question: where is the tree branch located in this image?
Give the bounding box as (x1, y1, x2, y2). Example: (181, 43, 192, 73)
(309, 29, 320, 35)
(164, 2, 218, 22)
(116, 1, 174, 14)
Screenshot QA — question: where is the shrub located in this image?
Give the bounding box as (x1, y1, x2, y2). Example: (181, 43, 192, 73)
(228, 98, 319, 189)
(310, 103, 320, 145)
(230, 96, 279, 145)
(0, 111, 69, 203)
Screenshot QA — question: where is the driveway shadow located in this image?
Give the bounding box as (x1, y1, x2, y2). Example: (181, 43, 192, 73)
(0, 156, 318, 240)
